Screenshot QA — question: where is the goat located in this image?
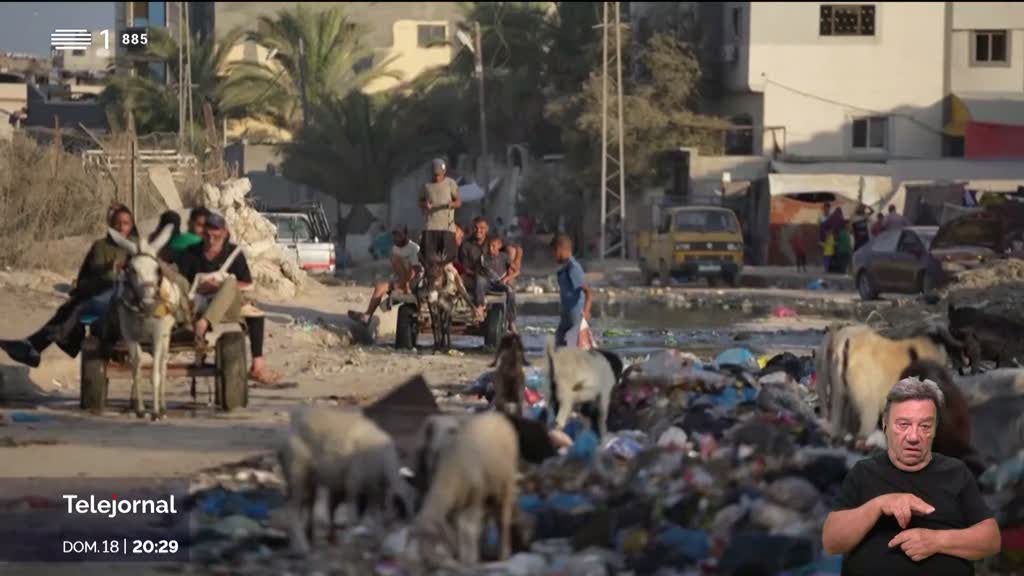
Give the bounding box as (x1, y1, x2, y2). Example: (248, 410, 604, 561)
(545, 335, 621, 438)
(278, 407, 411, 555)
(816, 324, 948, 440)
(949, 303, 1024, 374)
(491, 333, 528, 417)
(412, 414, 462, 511)
(413, 412, 518, 565)
(420, 249, 471, 352)
(109, 226, 189, 420)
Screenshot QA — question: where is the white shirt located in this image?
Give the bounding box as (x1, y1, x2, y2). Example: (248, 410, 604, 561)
(392, 241, 420, 269)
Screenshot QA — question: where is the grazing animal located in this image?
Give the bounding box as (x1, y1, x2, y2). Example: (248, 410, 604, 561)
(278, 407, 410, 555)
(898, 359, 984, 476)
(491, 333, 528, 416)
(414, 412, 518, 565)
(412, 414, 462, 511)
(109, 226, 189, 420)
(545, 336, 622, 438)
(949, 303, 1024, 374)
(421, 251, 471, 351)
(817, 324, 948, 440)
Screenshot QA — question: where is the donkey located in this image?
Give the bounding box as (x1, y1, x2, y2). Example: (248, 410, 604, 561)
(420, 250, 471, 352)
(109, 225, 190, 420)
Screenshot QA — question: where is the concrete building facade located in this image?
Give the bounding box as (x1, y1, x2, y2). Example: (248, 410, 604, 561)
(682, 2, 1024, 160)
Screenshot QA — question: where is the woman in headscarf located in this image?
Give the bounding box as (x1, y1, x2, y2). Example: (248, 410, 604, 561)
(0, 204, 138, 367)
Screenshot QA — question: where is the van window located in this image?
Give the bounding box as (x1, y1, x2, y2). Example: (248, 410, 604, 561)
(674, 210, 739, 233)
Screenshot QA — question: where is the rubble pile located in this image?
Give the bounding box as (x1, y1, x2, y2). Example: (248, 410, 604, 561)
(948, 258, 1024, 292)
(201, 178, 307, 298)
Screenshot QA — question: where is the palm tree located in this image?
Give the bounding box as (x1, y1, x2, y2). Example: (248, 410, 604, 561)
(99, 27, 250, 135)
(226, 4, 399, 132)
(281, 91, 450, 243)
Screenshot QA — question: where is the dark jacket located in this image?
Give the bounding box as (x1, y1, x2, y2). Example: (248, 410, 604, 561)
(72, 235, 133, 300)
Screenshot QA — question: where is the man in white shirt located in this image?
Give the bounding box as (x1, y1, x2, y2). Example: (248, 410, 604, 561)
(349, 228, 421, 326)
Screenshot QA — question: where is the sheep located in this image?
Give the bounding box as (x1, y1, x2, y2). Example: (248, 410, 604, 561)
(278, 407, 410, 554)
(413, 412, 519, 565)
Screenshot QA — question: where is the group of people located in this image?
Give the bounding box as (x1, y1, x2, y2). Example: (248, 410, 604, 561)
(0, 204, 282, 387)
(791, 202, 910, 274)
(351, 157, 593, 346)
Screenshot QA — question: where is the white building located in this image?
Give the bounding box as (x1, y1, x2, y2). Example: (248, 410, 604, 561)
(701, 2, 1024, 160)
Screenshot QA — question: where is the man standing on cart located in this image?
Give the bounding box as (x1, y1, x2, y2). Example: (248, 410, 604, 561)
(419, 158, 462, 265)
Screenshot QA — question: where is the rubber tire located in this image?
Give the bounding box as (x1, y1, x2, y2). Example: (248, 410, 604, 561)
(857, 271, 879, 301)
(483, 304, 506, 350)
(640, 260, 654, 286)
(215, 331, 248, 411)
(80, 335, 108, 414)
(395, 303, 418, 350)
(724, 270, 741, 287)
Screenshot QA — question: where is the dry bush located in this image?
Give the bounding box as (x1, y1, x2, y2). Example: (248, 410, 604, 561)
(0, 135, 115, 268)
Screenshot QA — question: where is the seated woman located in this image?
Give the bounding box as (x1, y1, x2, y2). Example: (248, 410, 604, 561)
(175, 211, 282, 387)
(0, 204, 138, 367)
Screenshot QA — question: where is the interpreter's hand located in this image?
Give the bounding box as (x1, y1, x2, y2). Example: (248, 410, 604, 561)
(876, 493, 935, 529)
(889, 528, 942, 562)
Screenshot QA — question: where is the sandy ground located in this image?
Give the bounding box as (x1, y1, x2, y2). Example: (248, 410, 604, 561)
(0, 268, 859, 483)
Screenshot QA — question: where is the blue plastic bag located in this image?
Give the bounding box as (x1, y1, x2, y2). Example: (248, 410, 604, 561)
(656, 525, 710, 562)
(568, 430, 599, 461)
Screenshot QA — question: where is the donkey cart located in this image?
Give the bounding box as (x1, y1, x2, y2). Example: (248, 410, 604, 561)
(79, 319, 249, 415)
(391, 292, 507, 351)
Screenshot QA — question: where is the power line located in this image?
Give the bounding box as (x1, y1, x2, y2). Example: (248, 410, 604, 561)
(761, 75, 947, 136)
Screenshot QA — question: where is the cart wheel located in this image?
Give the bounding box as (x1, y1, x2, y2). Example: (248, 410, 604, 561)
(483, 304, 506, 350)
(80, 335, 108, 414)
(215, 331, 248, 411)
(395, 303, 419, 350)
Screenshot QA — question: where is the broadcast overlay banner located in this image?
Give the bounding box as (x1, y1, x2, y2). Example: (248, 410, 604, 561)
(0, 478, 191, 562)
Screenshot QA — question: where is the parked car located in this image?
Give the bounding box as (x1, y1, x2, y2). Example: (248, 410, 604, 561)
(852, 218, 998, 301)
(260, 203, 336, 274)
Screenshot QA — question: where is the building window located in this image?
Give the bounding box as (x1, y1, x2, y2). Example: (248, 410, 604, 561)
(972, 30, 1008, 65)
(852, 116, 887, 150)
(417, 24, 446, 48)
(731, 7, 742, 39)
(131, 1, 149, 27)
(72, 49, 85, 56)
(820, 5, 875, 36)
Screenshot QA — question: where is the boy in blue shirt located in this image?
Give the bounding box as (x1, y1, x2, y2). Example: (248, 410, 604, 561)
(551, 234, 592, 347)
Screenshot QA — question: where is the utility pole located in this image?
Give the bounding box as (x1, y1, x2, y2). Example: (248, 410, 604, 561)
(184, 3, 193, 150)
(298, 37, 309, 129)
(599, 2, 626, 260)
(474, 21, 488, 217)
(177, 1, 185, 153)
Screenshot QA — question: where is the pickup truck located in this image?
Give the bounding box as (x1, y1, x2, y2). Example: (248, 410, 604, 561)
(260, 204, 336, 274)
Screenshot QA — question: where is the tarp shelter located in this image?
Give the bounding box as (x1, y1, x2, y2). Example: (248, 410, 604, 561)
(763, 173, 895, 266)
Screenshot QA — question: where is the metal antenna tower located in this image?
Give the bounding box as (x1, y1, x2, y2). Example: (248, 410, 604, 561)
(599, 2, 626, 259)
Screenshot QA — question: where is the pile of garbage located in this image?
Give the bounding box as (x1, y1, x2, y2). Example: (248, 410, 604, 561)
(201, 178, 306, 299)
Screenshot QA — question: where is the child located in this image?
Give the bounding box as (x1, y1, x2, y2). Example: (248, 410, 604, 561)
(551, 234, 592, 347)
(821, 230, 835, 274)
(790, 232, 807, 273)
(476, 236, 518, 332)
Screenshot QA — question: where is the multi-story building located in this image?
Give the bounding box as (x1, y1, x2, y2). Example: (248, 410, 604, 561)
(52, 30, 113, 83)
(677, 2, 1024, 160)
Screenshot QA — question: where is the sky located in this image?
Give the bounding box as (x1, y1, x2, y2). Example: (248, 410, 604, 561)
(0, 2, 115, 56)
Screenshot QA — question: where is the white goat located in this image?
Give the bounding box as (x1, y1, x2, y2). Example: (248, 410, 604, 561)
(109, 226, 189, 420)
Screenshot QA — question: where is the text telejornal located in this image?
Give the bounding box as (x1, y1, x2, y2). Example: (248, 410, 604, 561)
(62, 495, 178, 519)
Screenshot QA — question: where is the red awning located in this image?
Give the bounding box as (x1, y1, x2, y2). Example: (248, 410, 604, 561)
(965, 121, 1024, 159)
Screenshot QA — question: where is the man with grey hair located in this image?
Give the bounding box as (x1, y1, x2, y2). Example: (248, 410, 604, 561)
(822, 377, 1000, 574)
(419, 158, 462, 265)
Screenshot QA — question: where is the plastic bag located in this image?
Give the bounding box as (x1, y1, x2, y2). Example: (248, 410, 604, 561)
(566, 318, 598, 350)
